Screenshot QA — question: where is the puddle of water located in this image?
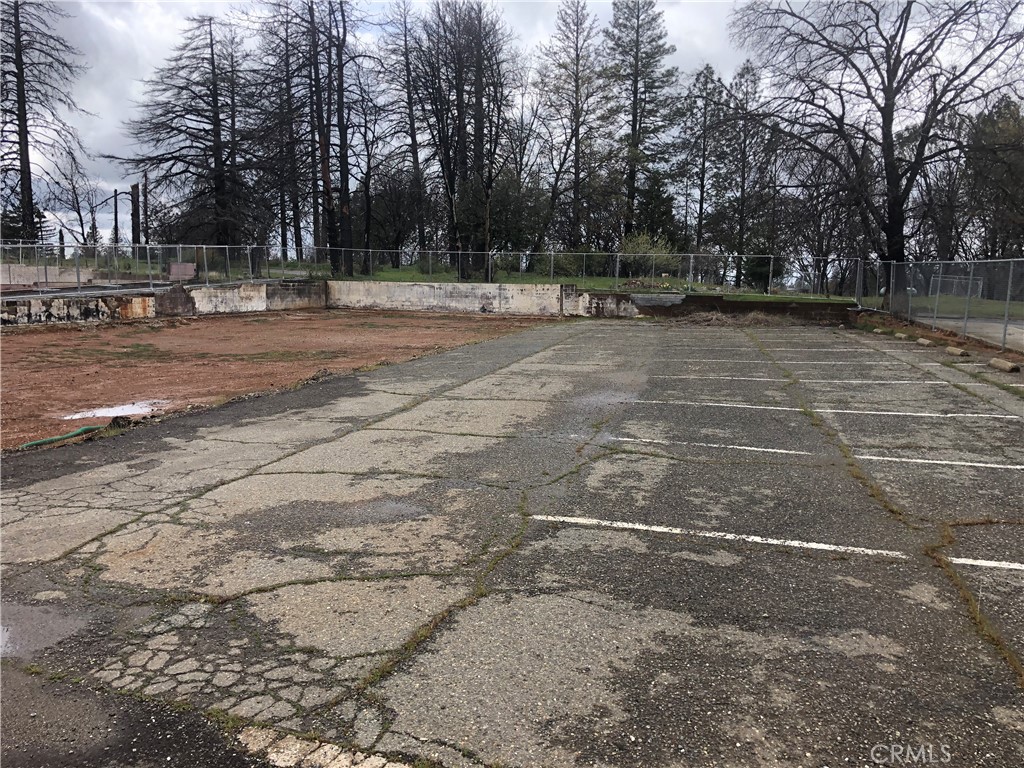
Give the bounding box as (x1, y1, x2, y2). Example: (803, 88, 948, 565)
(0, 603, 89, 659)
(63, 400, 169, 420)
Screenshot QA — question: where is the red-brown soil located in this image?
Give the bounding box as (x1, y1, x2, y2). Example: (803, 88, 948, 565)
(1, 309, 552, 449)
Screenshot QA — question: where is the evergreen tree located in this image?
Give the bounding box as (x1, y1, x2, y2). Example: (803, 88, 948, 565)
(603, 0, 679, 238)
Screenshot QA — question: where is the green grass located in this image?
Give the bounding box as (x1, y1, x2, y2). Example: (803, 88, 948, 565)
(725, 293, 855, 304)
(860, 293, 1022, 320)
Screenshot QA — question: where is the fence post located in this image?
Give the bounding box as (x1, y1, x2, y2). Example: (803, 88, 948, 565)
(146, 245, 153, 291)
(931, 263, 942, 330)
(961, 261, 975, 338)
(549, 252, 554, 282)
(74, 245, 82, 292)
(688, 254, 694, 292)
(428, 250, 432, 277)
(1002, 262, 1014, 352)
(889, 261, 895, 314)
(651, 252, 656, 289)
(907, 263, 913, 320)
(855, 256, 864, 305)
(767, 254, 774, 295)
(614, 252, 620, 291)
(582, 252, 586, 291)
(203, 248, 210, 285)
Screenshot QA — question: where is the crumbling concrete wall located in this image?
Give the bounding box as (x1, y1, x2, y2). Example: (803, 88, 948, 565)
(189, 283, 267, 314)
(154, 284, 196, 317)
(0, 295, 156, 325)
(326, 281, 563, 316)
(562, 288, 640, 318)
(267, 281, 327, 311)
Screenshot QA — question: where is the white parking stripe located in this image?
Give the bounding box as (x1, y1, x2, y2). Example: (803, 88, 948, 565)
(653, 375, 790, 382)
(533, 515, 1024, 572)
(533, 515, 909, 559)
(852, 455, 1024, 470)
(653, 376, 949, 384)
(947, 557, 1024, 571)
(632, 400, 1020, 420)
(608, 436, 815, 456)
(607, 436, 1023, 470)
(662, 360, 897, 364)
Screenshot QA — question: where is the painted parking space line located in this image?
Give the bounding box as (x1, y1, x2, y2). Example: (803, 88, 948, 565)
(533, 515, 908, 559)
(947, 557, 1024, 571)
(532, 516, 1024, 572)
(660, 359, 899, 365)
(654, 347, 876, 352)
(606, 435, 1023, 470)
(607, 436, 815, 456)
(631, 400, 1021, 420)
(653, 376, 951, 385)
(852, 455, 1024, 470)
(652, 375, 790, 382)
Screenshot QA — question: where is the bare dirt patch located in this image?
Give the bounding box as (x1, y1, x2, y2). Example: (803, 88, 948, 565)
(0, 309, 553, 449)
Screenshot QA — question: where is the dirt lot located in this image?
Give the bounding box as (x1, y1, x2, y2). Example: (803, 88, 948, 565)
(0, 309, 552, 449)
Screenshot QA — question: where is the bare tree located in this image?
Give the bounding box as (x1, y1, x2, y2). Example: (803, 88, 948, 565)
(383, 0, 428, 253)
(120, 16, 255, 247)
(535, 0, 606, 250)
(0, 0, 85, 240)
(732, 0, 1024, 298)
(44, 146, 98, 245)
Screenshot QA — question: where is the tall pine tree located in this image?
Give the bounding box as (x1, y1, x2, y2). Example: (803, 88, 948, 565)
(603, 0, 678, 239)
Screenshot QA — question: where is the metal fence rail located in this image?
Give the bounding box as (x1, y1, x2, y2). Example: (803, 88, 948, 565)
(3, 242, 1020, 351)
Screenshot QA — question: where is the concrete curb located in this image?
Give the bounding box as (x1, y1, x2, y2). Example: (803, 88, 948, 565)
(946, 346, 969, 357)
(989, 358, 1021, 373)
(894, 332, 910, 340)
(916, 338, 935, 347)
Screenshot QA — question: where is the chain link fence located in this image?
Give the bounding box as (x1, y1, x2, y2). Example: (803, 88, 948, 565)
(1, 243, 323, 292)
(3, 242, 1020, 351)
(865, 258, 1023, 352)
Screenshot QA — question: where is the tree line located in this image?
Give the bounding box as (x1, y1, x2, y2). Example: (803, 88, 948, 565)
(2, 0, 1022, 289)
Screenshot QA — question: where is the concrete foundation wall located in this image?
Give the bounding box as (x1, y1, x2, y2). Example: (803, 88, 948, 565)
(0, 295, 156, 324)
(189, 283, 267, 314)
(326, 281, 562, 315)
(2, 263, 97, 286)
(267, 281, 327, 311)
(0, 279, 854, 326)
(562, 290, 640, 318)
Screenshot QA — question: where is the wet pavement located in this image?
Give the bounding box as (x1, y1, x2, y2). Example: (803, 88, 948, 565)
(2, 319, 1023, 767)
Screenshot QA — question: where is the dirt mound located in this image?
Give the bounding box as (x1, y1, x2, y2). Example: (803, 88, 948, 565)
(672, 310, 804, 327)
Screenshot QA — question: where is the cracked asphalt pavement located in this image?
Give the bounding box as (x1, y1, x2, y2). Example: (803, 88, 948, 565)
(2, 319, 1023, 767)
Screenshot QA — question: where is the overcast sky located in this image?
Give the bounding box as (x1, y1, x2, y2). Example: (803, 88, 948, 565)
(52, 0, 746, 233)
